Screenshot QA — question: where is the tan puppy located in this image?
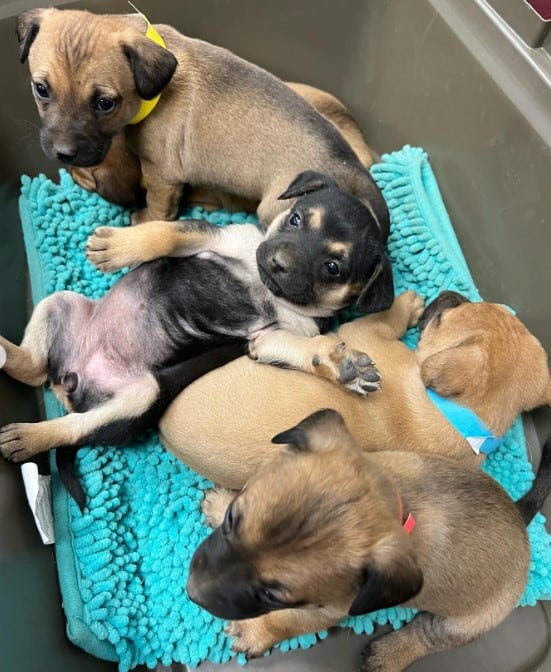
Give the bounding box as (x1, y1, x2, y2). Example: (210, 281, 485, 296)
(69, 81, 374, 208)
(17, 8, 388, 242)
(186, 409, 551, 670)
(160, 290, 551, 488)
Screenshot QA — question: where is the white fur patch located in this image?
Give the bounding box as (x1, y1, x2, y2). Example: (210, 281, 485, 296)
(0, 344, 6, 369)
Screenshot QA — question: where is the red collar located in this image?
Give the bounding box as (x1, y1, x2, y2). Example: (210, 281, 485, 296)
(397, 494, 416, 534)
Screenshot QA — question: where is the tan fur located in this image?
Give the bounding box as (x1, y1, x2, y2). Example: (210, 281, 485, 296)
(69, 82, 374, 207)
(22, 8, 380, 242)
(188, 411, 533, 669)
(160, 292, 551, 488)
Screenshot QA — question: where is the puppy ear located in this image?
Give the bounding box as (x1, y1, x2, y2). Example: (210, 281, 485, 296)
(355, 252, 395, 315)
(16, 9, 46, 63)
(272, 409, 350, 452)
(123, 39, 178, 100)
(420, 336, 485, 396)
(278, 171, 334, 200)
(348, 531, 423, 615)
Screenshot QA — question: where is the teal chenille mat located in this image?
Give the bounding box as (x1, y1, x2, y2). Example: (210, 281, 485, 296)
(18, 145, 551, 671)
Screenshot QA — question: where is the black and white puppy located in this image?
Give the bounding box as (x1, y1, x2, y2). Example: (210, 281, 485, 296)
(0, 212, 389, 508)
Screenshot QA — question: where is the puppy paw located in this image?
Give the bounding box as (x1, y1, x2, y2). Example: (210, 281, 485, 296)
(399, 290, 425, 328)
(360, 635, 408, 672)
(201, 488, 235, 528)
(0, 423, 42, 461)
(324, 342, 382, 396)
(226, 619, 274, 658)
(86, 226, 139, 272)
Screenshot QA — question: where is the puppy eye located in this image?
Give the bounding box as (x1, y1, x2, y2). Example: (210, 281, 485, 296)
(325, 260, 340, 276)
(95, 97, 116, 114)
(223, 503, 235, 533)
(33, 82, 49, 99)
(258, 587, 280, 605)
(288, 212, 301, 228)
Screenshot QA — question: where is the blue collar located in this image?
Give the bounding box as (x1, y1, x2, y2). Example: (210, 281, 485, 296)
(426, 389, 503, 455)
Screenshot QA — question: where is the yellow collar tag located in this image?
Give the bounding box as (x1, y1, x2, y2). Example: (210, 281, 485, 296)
(128, 6, 167, 125)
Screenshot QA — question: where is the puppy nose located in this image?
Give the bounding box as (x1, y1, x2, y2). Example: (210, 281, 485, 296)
(269, 251, 289, 275)
(56, 150, 77, 163)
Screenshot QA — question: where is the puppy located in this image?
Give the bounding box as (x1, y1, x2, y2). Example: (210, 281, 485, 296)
(69, 81, 375, 208)
(0, 219, 382, 509)
(17, 8, 391, 298)
(186, 409, 551, 670)
(160, 290, 551, 488)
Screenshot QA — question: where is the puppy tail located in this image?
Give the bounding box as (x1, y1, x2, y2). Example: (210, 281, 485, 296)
(55, 447, 86, 513)
(516, 436, 551, 525)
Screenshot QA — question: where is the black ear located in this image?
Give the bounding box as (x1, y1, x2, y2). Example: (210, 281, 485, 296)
(348, 536, 423, 615)
(278, 171, 335, 201)
(16, 9, 45, 64)
(356, 252, 394, 315)
(272, 409, 348, 452)
(124, 39, 178, 100)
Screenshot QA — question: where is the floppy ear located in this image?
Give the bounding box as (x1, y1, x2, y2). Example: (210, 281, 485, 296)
(16, 8, 46, 63)
(278, 171, 334, 200)
(123, 39, 178, 100)
(348, 531, 424, 615)
(272, 408, 350, 452)
(420, 336, 486, 397)
(355, 252, 395, 315)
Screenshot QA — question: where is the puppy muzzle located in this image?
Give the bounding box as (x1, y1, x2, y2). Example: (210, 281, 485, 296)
(187, 529, 272, 620)
(40, 127, 112, 167)
(256, 238, 315, 306)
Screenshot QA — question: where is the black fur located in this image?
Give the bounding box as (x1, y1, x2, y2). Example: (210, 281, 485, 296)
(348, 557, 424, 616)
(516, 436, 551, 525)
(417, 291, 470, 335)
(258, 176, 394, 315)
(16, 9, 42, 63)
(123, 41, 178, 100)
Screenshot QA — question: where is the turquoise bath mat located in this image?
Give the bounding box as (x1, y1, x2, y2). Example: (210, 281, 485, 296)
(17, 145, 551, 671)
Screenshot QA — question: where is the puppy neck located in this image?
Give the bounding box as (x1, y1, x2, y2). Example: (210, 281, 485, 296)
(426, 388, 503, 456)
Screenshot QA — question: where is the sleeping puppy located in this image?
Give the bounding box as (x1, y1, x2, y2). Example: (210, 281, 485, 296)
(17, 8, 391, 301)
(0, 218, 383, 509)
(186, 409, 551, 670)
(69, 81, 375, 208)
(160, 290, 551, 487)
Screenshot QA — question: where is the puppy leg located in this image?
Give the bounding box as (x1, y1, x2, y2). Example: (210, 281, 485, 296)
(227, 604, 348, 658)
(0, 292, 75, 387)
(250, 330, 381, 396)
(0, 374, 159, 461)
(131, 162, 183, 224)
(337, 290, 425, 345)
(360, 610, 510, 672)
(86, 219, 261, 273)
(0, 336, 47, 388)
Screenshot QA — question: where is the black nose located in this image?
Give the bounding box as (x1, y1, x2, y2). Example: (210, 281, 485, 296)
(56, 151, 77, 163)
(269, 252, 289, 275)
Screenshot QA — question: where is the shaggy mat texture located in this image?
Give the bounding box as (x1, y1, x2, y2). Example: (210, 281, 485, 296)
(18, 145, 551, 671)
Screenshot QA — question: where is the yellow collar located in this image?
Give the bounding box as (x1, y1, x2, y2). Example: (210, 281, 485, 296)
(128, 10, 166, 125)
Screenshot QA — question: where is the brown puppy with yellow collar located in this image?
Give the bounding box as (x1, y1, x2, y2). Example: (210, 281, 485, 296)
(186, 408, 551, 670)
(16, 8, 388, 252)
(160, 290, 551, 487)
